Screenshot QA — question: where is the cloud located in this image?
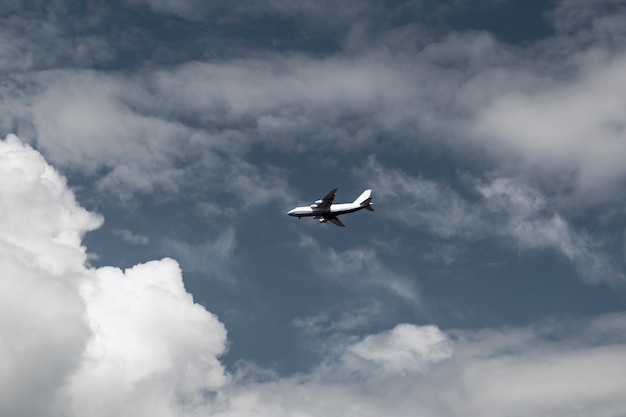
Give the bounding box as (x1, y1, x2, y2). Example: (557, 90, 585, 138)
(4, 0, 623, 210)
(123, 0, 216, 20)
(114, 229, 150, 245)
(0, 1, 115, 72)
(0, 134, 103, 274)
(122, 0, 376, 32)
(440, 315, 626, 417)
(28, 69, 294, 206)
(221, 158, 294, 209)
(0, 134, 228, 416)
(147, 52, 414, 150)
(213, 316, 626, 417)
(163, 228, 236, 280)
(23, 48, 419, 182)
(360, 158, 624, 283)
(0, 136, 97, 417)
(547, 0, 626, 46)
(358, 158, 479, 238)
(3, 133, 626, 417)
(2, 0, 626, 213)
(454, 346, 626, 417)
(344, 324, 453, 376)
(32, 71, 199, 196)
(3, 1, 626, 416)
(293, 302, 386, 336)
(476, 335, 624, 415)
(298, 234, 420, 302)
(474, 54, 626, 200)
(477, 177, 624, 283)
(66, 258, 228, 416)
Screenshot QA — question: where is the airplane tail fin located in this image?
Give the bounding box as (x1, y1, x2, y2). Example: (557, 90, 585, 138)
(354, 189, 373, 210)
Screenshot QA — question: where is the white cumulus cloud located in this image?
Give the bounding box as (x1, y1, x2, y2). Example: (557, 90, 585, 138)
(345, 323, 453, 376)
(0, 134, 228, 417)
(66, 258, 228, 417)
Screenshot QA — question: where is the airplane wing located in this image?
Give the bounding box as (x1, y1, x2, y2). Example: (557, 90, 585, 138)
(328, 216, 345, 227)
(315, 188, 338, 210)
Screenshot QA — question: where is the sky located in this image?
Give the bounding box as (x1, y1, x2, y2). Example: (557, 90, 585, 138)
(2, 0, 626, 416)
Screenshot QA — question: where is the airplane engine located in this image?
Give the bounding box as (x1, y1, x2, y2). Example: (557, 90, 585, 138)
(310, 204, 318, 208)
(319, 218, 327, 223)
(315, 199, 323, 205)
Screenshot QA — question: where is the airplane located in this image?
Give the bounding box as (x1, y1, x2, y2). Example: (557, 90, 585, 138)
(287, 188, 373, 227)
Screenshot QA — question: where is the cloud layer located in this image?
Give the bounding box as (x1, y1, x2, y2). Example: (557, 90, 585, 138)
(2, 0, 625, 207)
(361, 158, 624, 284)
(214, 317, 626, 417)
(3, 134, 626, 417)
(2, 1, 626, 415)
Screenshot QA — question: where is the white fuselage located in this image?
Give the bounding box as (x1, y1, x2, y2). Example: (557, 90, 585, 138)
(287, 202, 367, 218)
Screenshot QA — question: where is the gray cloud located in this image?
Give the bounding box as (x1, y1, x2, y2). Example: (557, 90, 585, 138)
(114, 229, 150, 245)
(163, 228, 236, 281)
(360, 158, 624, 284)
(2, 1, 624, 287)
(298, 234, 420, 303)
(214, 315, 626, 417)
(293, 302, 386, 336)
(1, 0, 623, 208)
(0, 1, 115, 72)
(474, 55, 626, 201)
(25, 69, 294, 206)
(123, 0, 216, 20)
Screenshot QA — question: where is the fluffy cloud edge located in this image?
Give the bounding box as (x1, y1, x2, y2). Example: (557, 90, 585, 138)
(0, 134, 229, 417)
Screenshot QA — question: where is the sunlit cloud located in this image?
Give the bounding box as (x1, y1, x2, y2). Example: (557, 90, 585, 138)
(0, 135, 227, 416)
